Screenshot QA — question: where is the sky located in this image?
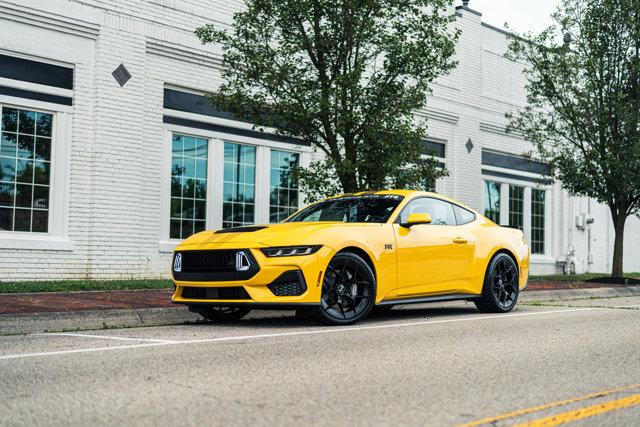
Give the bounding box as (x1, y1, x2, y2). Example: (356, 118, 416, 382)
(464, 0, 560, 35)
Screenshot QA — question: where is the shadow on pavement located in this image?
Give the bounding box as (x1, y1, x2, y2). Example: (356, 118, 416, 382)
(185, 303, 481, 330)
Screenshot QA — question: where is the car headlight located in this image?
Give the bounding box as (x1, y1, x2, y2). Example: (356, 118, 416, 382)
(260, 245, 322, 257)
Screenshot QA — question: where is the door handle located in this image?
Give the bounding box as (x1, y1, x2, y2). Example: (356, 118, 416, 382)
(453, 237, 468, 244)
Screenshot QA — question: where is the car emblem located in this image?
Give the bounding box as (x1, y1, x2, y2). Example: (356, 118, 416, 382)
(235, 251, 251, 271)
(173, 253, 182, 272)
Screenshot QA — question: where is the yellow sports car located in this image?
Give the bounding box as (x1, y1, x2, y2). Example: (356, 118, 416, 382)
(171, 190, 529, 325)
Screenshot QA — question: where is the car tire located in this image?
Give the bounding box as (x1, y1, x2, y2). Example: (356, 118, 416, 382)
(197, 306, 251, 322)
(475, 253, 519, 313)
(315, 252, 376, 326)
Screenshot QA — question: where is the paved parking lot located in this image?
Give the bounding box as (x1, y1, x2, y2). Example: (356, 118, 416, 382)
(0, 297, 639, 426)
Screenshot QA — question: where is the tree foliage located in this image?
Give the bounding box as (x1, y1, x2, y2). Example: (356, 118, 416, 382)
(506, 0, 640, 278)
(195, 0, 459, 201)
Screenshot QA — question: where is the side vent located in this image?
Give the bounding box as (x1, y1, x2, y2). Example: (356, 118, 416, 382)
(215, 226, 268, 234)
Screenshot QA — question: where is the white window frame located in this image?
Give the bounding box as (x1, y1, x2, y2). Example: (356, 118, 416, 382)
(0, 96, 73, 251)
(481, 170, 553, 261)
(159, 122, 312, 252)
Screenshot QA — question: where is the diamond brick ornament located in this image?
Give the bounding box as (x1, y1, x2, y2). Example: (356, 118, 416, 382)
(466, 138, 474, 153)
(112, 63, 131, 87)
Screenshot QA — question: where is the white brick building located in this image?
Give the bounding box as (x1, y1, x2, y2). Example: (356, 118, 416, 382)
(0, 0, 639, 281)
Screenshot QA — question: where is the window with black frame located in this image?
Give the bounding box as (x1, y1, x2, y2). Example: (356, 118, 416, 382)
(0, 106, 52, 232)
(531, 189, 546, 254)
(269, 149, 299, 222)
(223, 142, 256, 228)
(484, 181, 501, 223)
(509, 185, 524, 231)
(170, 133, 208, 239)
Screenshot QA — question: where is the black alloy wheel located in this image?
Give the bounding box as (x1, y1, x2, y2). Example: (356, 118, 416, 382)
(198, 306, 251, 322)
(475, 253, 519, 313)
(315, 252, 376, 325)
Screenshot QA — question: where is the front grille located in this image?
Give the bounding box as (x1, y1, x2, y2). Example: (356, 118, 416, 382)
(267, 270, 307, 296)
(180, 250, 236, 273)
(181, 286, 251, 300)
(173, 249, 259, 282)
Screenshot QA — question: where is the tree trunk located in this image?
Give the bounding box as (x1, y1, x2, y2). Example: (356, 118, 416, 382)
(338, 170, 359, 193)
(611, 211, 627, 279)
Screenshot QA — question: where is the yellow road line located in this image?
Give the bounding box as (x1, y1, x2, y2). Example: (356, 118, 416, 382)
(457, 383, 640, 427)
(513, 393, 640, 427)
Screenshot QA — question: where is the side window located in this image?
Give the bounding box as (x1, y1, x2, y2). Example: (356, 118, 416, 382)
(399, 198, 456, 225)
(453, 205, 476, 225)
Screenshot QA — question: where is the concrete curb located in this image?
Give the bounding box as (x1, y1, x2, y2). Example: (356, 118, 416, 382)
(0, 306, 201, 335)
(1, 286, 639, 335)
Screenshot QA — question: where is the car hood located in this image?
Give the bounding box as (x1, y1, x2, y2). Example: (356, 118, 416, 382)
(176, 222, 369, 249)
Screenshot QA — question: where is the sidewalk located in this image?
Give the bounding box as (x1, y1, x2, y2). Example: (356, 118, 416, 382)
(1, 282, 639, 335)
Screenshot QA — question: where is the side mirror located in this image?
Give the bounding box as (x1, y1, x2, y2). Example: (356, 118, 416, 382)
(401, 213, 432, 228)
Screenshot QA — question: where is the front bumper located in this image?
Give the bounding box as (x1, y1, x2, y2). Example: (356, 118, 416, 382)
(171, 246, 331, 306)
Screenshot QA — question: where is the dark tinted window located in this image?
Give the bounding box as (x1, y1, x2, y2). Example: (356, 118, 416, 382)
(398, 198, 456, 225)
(287, 195, 403, 223)
(454, 205, 476, 225)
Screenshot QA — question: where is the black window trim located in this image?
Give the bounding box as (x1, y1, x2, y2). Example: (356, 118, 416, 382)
(393, 196, 476, 226)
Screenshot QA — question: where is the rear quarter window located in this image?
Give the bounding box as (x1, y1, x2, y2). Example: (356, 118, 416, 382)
(454, 205, 476, 225)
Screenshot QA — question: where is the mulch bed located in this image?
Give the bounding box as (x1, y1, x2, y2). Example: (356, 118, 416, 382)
(585, 277, 640, 285)
(0, 289, 174, 315)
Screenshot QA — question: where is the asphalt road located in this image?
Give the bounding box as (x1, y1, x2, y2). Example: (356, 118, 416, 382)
(0, 296, 639, 426)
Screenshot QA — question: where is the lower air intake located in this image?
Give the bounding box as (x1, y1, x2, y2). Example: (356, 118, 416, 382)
(181, 286, 251, 300)
(267, 270, 307, 296)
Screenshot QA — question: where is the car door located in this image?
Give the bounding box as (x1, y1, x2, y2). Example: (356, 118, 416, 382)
(393, 197, 474, 297)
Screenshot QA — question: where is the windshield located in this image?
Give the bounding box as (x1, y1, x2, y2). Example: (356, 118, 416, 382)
(286, 194, 404, 223)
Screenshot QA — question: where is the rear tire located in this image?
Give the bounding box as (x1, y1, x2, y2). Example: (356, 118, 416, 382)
(315, 252, 376, 326)
(197, 306, 251, 322)
(475, 253, 519, 313)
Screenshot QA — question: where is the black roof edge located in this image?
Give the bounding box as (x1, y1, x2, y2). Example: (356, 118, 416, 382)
(455, 6, 482, 17)
(481, 21, 514, 38)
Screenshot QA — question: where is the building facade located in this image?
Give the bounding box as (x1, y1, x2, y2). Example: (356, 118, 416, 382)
(0, 0, 639, 281)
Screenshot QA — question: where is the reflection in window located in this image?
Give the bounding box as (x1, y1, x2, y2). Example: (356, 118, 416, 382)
(531, 189, 545, 254)
(509, 185, 524, 231)
(223, 142, 256, 228)
(269, 150, 299, 222)
(170, 134, 207, 239)
(0, 107, 52, 232)
(484, 181, 501, 223)
(288, 195, 402, 223)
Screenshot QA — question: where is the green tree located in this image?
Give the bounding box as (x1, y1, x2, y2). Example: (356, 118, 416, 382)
(506, 0, 640, 278)
(195, 0, 459, 201)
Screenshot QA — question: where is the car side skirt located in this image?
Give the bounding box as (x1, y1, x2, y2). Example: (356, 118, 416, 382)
(377, 293, 481, 306)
